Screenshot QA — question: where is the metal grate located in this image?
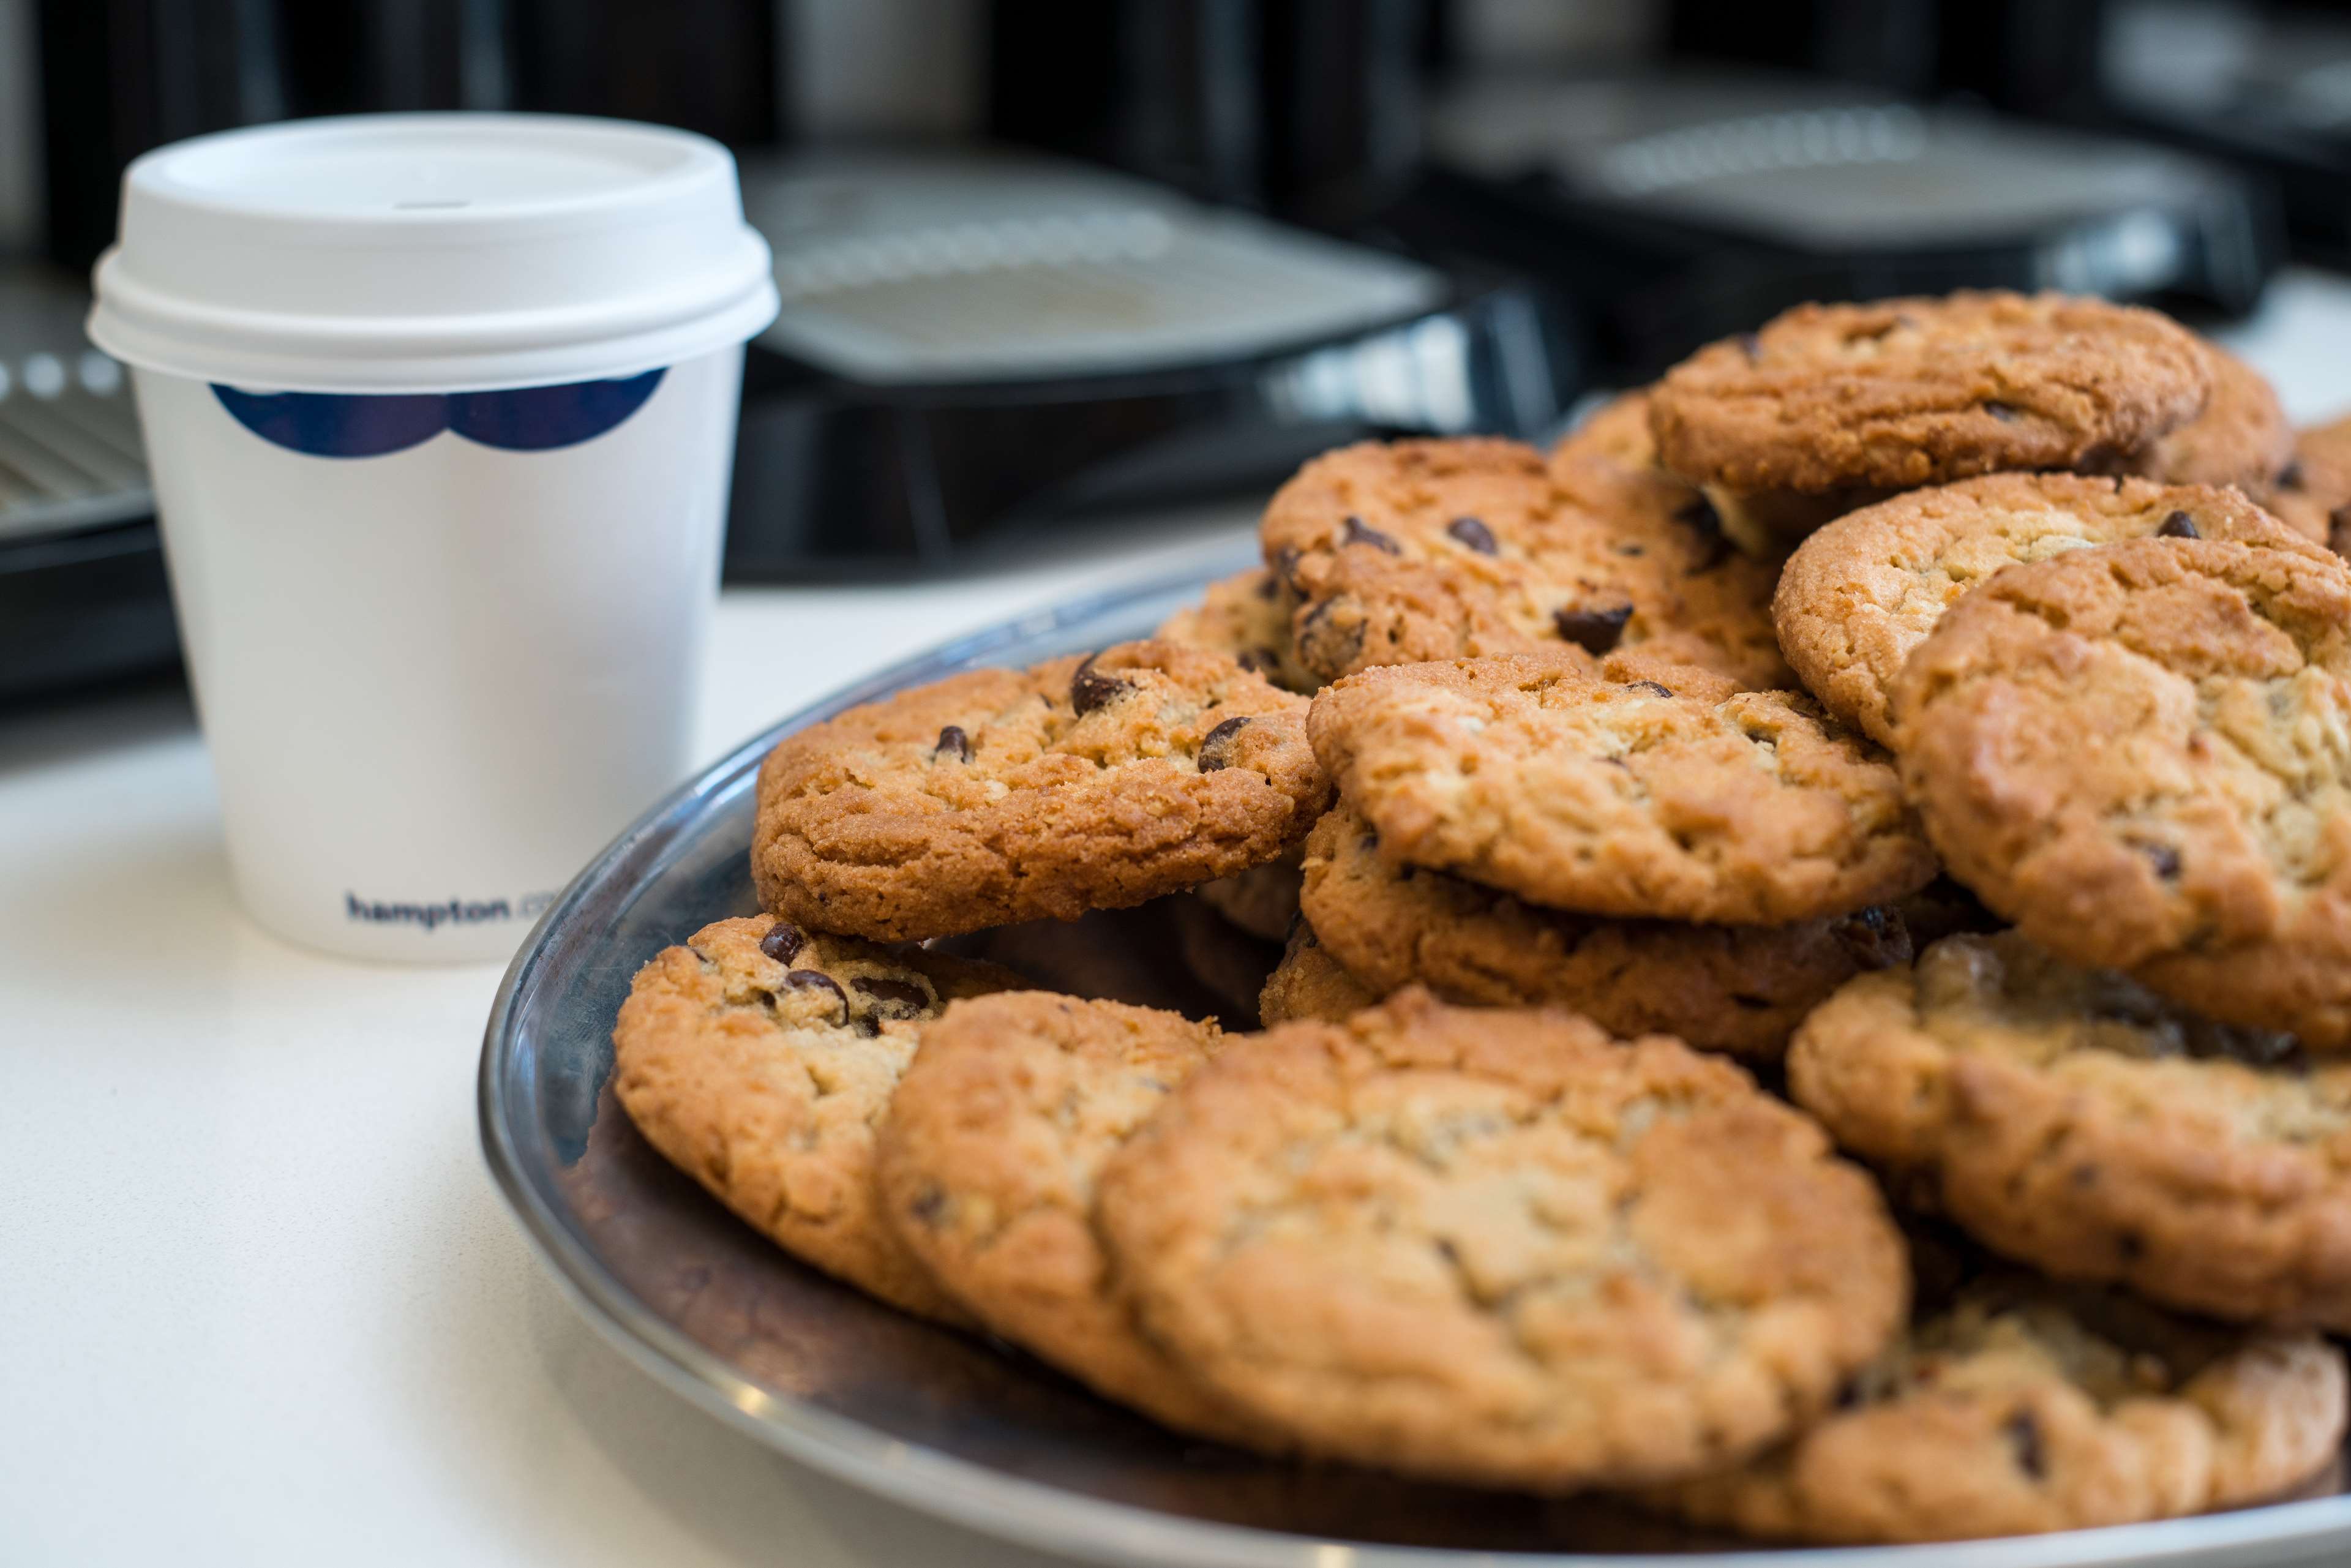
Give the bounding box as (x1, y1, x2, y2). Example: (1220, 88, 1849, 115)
(744, 151, 1447, 385)
(0, 348, 151, 541)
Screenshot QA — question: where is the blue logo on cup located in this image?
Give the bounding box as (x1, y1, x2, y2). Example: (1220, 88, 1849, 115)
(211, 368, 666, 459)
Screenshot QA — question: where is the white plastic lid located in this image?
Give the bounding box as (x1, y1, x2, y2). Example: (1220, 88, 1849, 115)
(88, 113, 779, 393)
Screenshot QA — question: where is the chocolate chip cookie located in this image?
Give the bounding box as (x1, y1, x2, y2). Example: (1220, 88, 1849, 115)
(611, 913, 1029, 1321)
(2129, 338, 2295, 499)
(1790, 931, 2351, 1328)
(1650, 291, 2211, 494)
(2268, 414, 2351, 551)
(1096, 988, 1908, 1491)
(754, 639, 1332, 942)
(1894, 536, 2351, 1046)
(1153, 568, 1317, 692)
(1256, 915, 1385, 1024)
(874, 992, 1272, 1444)
(1300, 805, 1910, 1057)
(1260, 437, 1789, 689)
(1775, 474, 2320, 745)
(1651, 1271, 2347, 1544)
(1310, 653, 1935, 925)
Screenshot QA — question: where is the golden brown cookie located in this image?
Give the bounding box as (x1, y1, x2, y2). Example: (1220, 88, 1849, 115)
(1789, 931, 2351, 1328)
(1649, 1271, 2348, 1544)
(1310, 652, 1935, 925)
(1096, 988, 1909, 1491)
(1551, 389, 1878, 555)
(874, 992, 1272, 1444)
(1894, 536, 2351, 1046)
(1153, 568, 1317, 693)
(2268, 413, 2351, 549)
(610, 913, 1028, 1321)
(753, 639, 1332, 941)
(1260, 437, 1790, 689)
(1775, 474, 2320, 745)
(1256, 915, 1385, 1024)
(1299, 805, 1909, 1058)
(2129, 339, 2295, 498)
(1650, 291, 2211, 494)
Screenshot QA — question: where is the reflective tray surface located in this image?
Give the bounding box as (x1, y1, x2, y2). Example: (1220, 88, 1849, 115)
(481, 557, 2351, 1568)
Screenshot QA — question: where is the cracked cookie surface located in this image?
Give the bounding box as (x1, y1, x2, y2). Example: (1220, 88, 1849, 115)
(1260, 437, 1789, 689)
(1649, 291, 2210, 494)
(1153, 568, 1318, 692)
(1776, 475, 2320, 746)
(1789, 931, 2351, 1328)
(753, 639, 1331, 941)
(1300, 805, 1910, 1058)
(1094, 988, 1908, 1491)
(1893, 536, 2351, 1045)
(874, 992, 1272, 1444)
(1649, 1270, 2347, 1544)
(1310, 652, 1935, 925)
(611, 913, 1029, 1321)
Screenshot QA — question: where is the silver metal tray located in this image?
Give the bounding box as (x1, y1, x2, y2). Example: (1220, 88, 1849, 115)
(479, 560, 2351, 1568)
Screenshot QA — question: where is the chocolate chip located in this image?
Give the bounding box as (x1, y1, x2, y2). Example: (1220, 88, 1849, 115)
(1554, 603, 1632, 655)
(2156, 510, 2199, 539)
(1674, 493, 1733, 571)
(1736, 331, 1762, 363)
(1196, 715, 1251, 772)
(759, 923, 805, 964)
(1832, 1379, 1864, 1411)
(933, 724, 972, 762)
(1627, 680, 1674, 698)
(1984, 400, 2021, 422)
(909, 1187, 948, 1226)
(1255, 572, 1281, 600)
(2137, 842, 2183, 880)
(1730, 994, 1774, 1011)
(1271, 546, 1303, 592)
(2117, 1230, 2145, 1261)
(854, 975, 931, 1015)
(1831, 905, 1910, 970)
(1236, 649, 1270, 675)
(1446, 516, 1498, 553)
(1070, 654, 1128, 715)
(1341, 515, 1401, 555)
(2003, 1409, 2047, 1480)
(782, 968, 849, 1021)
(2331, 504, 2351, 541)
(1295, 598, 1365, 670)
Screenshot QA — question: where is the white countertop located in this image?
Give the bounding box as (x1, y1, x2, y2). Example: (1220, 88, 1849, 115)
(9, 272, 2351, 1567)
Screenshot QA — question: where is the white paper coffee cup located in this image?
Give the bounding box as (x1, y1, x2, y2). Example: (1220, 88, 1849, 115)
(89, 114, 779, 962)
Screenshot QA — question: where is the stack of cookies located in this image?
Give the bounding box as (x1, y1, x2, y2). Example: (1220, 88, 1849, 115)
(612, 290, 2351, 1546)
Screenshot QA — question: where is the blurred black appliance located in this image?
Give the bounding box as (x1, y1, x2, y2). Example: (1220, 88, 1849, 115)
(1659, 0, 2351, 271)
(722, 149, 1573, 577)
(1399, 67, 2279, 380)
(2004, 1, 2351, 270)
(988, 0, 1433, 228)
